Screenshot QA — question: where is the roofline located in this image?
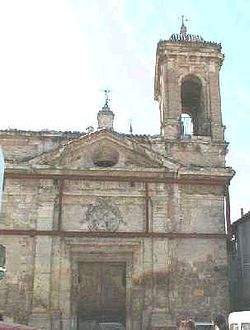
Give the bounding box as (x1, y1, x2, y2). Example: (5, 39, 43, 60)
(232, 211, 250, 226)
(0, 128, 161, 140)
(0, 128, 84, 138)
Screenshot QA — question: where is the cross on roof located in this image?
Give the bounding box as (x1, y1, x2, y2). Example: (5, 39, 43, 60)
(180, 15, 188, 36)
(103, 89, 111, 108)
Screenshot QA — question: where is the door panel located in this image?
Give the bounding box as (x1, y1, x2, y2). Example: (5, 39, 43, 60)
(77, 262, 126, 326)
(78, 263, 102, 319)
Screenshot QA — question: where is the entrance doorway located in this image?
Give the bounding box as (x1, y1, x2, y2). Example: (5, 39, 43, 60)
(77, 262, 126, 329)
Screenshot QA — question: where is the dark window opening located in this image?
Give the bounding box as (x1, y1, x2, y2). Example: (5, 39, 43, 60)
(181, 75, 210, 137)
(93, 160, 117, 167)
(0, 245, 5, 268)
(0, 244, 6, 281)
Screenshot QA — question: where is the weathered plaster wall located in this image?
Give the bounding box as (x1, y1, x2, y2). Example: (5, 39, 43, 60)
(1, 178, 56, 230)
(0, 176, 229, 328)
(141, 238, 228, 327)
(62, 180, 145, 232)
(180, 185, 225, 234)
(167, 138, 226, 167)
(0, 131, 80, 162)
(0, 236, 35, 324)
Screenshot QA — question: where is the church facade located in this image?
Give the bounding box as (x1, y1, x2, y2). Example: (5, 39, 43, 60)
(0, 25, 234, 329)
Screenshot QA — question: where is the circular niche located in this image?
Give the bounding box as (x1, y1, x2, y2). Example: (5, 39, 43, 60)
(92, 145, 119, 167)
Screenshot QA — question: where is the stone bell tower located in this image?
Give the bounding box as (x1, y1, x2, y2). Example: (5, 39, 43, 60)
(154, 19, 225, 143)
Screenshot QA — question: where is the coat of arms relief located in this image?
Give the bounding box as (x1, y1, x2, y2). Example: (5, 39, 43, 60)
(85, 197, 125, 232)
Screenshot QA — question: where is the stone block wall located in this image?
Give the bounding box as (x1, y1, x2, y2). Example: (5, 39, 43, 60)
(0, 175, 229, 328)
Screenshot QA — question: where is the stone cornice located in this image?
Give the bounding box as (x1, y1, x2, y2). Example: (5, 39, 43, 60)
(4, 165, 234, 186)
(0, 228, 228, 239)
(157, 39, 223, 55)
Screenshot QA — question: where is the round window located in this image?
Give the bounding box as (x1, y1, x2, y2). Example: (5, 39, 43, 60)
(92, 145, 119, 167)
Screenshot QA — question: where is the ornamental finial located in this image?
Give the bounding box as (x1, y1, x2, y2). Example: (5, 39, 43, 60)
(180, 15, 188, 37)
(97, 89, 114, 130)
(103, 89, 111, 109)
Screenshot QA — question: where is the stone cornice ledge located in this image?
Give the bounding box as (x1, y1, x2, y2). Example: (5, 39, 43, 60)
(0, 229, 227, 239)
(4, 164, 234, 185)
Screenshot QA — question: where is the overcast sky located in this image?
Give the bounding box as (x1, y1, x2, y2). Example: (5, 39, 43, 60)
(0, 0, 249, 221)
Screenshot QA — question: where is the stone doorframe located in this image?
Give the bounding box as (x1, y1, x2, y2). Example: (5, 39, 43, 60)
(66, 238, 142, 330)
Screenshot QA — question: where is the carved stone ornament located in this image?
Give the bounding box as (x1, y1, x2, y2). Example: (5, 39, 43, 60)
(85, 197, 124, 232)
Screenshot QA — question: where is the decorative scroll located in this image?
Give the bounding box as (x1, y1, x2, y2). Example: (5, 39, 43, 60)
(170, 33, 204, 42)
(168, 34, 221, 51)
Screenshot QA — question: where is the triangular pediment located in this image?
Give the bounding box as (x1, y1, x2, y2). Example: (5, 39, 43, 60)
(26, 130, 179, 171)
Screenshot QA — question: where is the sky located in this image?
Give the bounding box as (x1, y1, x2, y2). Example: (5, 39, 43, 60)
(0, 0, 249, 221)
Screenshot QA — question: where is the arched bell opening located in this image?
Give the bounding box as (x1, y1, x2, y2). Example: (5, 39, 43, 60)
(181, 75, 210, 137)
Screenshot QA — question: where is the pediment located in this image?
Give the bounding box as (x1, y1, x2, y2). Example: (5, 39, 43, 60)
(27, 130, 178, 171)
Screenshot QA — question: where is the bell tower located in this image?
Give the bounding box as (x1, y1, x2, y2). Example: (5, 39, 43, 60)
(154, 20, 224, 142)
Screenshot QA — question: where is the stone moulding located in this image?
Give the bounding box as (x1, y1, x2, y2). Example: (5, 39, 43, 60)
(0, 229, 228, 239)
(4, 166, 234, 186)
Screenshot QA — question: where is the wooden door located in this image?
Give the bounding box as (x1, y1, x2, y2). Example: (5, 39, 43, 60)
(77, 262, 126, 325)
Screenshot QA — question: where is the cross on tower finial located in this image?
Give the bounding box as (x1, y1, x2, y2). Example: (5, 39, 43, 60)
(103, 89, 111, 109)
(129, 119, 133, 134)
(180, 15, 188, 37)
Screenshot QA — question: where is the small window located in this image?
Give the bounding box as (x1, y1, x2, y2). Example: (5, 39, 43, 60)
(195, 322, 214, 330)
(180, 113, 193, 137)
(242, 323, 250, 330)
(196, 325, 214, 330)
(0, 244, 6, 280)
(230, 323, 239, 330)
(0, 244, 5, 267)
